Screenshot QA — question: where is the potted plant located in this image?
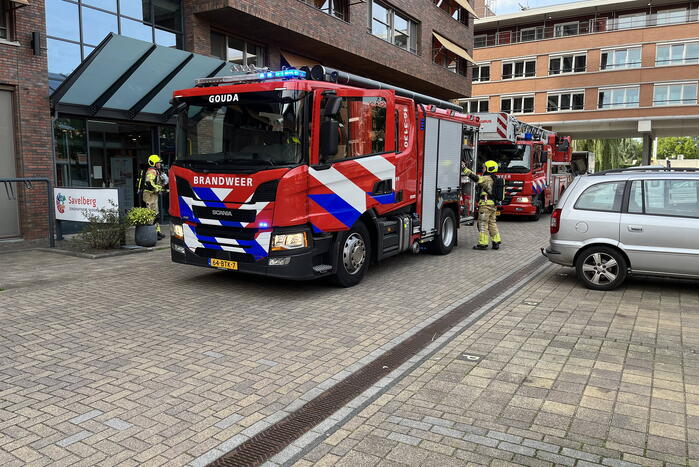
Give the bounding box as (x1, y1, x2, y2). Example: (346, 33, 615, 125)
(126, 207, 158, 247)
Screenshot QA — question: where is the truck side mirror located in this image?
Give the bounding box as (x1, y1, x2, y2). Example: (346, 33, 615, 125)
(320, 119, 339, 160)
(541, 152, 548, 163)
(323, 96, 342, 117)
(557, 139, 570, 152)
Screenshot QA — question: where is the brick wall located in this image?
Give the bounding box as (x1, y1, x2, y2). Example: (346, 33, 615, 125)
(0, 0, 52, 241)
(185, 0, 474, 100)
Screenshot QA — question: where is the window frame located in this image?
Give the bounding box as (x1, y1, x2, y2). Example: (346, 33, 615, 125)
(502, 58, 536, 80)
(616, 12, 646, 30)
(462, 99, 489, 113)
(500, 95, 535, 114)
(369, 1, 418, 54)
(549, 52, 587, 75)
(598, 86, 641, 109)
(626, 179, 699, 219)
(574, 181, 627, 213)
(472, 63, 490, 82)
(547, 91, 585, 112)
(554, 21, 580, 37)
(0, 0, 11, 41)
(656, 41, 699, 66)
(655, 7, 687, 26)
(519, 26, 544, 42)
(653, 82, 698, 106)
(303, 0, 349, 21)
(211, 30, 267, 68)
(600, 46, 642, 70)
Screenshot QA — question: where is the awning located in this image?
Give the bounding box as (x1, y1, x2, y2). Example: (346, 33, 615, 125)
(453, 0, 479, 19)
(50, 33, 230, 123)
(433, 32, 475, 64)
(9, 0, 30, 6)
(281, 51, 320, 69)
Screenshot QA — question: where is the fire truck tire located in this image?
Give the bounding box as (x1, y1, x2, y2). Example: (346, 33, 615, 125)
(430, 208, 457, 255)
(332, 221, 371, 287)
(529, 197, 543, 221)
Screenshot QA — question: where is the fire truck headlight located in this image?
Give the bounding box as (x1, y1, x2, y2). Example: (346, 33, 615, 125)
(515, 196, 531, 203)
(172, 223, 184, 239)
(271, 232, 307, 251)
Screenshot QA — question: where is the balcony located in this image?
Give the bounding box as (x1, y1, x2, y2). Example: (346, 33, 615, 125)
(475, 9, 699, 48)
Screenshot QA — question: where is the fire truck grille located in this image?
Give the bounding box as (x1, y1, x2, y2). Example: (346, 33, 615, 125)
(195, 225, 258, 241)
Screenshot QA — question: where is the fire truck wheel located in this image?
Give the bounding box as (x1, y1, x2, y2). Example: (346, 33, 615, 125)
(529, 197, 543, 221)
(333, 221, 371, 287)
(430, 208, 457, 255)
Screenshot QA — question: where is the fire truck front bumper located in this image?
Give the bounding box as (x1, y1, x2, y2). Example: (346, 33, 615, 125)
(170, 232, 335, 281)
(500, 202, 537, 216)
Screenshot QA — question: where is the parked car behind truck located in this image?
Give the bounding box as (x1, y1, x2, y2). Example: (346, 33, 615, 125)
(543, 167, 699, 290)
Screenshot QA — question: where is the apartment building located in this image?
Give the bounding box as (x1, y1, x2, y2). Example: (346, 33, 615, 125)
(1, 0, 476, 243)
(466, 0, 699, 163)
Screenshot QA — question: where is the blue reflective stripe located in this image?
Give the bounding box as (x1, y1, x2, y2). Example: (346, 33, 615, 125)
(308, 193, 362, 228)
(368, 192, 396, 205)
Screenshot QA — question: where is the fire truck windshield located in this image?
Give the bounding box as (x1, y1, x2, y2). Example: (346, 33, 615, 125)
(478, 144, 532, 173)
(176, 90, 308, 169)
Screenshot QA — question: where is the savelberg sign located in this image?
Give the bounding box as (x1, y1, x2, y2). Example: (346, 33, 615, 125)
(54, 187, 119, 222)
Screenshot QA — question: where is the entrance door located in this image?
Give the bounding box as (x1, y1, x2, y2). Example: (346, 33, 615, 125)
(0, 90, 20, 238)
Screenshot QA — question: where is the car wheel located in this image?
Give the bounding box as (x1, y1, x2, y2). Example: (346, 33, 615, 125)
(332, 221, 371, 287)
(575, 246, 628, 291)
(430, 208, 457, 255)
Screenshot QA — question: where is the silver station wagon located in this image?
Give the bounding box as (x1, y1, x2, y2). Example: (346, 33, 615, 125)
(543, 167, 699, 290)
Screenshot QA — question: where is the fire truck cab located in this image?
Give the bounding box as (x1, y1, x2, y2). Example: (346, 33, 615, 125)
(475, 113, 573, 220)
(168, 66, 480, 286)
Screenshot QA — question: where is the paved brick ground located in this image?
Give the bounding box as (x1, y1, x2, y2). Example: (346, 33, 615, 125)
(0, 218, 546, 466)
(296, 265, 699, 466)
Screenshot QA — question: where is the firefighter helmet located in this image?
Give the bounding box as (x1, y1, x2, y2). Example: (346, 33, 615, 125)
(484, 160, 499, 173)
(148, 155, 161, 167)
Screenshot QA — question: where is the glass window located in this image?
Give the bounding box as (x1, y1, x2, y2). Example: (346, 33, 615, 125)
(547, 92, 585, 112)
(501, 96, 534, 114)
(574, 181, 626, 212)
(210, 32, 266, 67)
(463, 99, 488, 113)
(152, 0, 181, 31)
(550, 53, 586, 74)
(472, 64, 490, 82)
(155, 28, 178, 47)
(520, 26, 543, 42)
(654, 83, 698, 106)
(601, 47, 642, 70)
(120, 0, 151, 21)
(628, 181, 643, 213)
(657, 42, 699, 66)
(0, 1, 8, 40)
(656, 8, 686, 25)
(46, 0, 80, 41)
(599, 87, 640, 109)
(643, 180, 699, 218)
(54, 117, 89, 187)
(554, 22, 579, 37)
(47, 38, 82, 75)
(503, 60, 536, 79)
(83, 0, 117, 12)
(370, 1, 417, 54)
(82, 7, 118, 46)
(121, 17, 153, 41)
(307, 0, 348, 21)
(617, 13, 645, 29)
(325, 97, 387, 161)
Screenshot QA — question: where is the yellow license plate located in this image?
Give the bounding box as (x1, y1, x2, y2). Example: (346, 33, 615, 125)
(209, 258, 238, 270)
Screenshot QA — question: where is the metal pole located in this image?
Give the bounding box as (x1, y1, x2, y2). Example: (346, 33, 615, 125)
(46, 180, 55, 247)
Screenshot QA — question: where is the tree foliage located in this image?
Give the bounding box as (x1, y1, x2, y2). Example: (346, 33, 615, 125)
(573, 139, 643, 171)
(656, 137, 699, 160)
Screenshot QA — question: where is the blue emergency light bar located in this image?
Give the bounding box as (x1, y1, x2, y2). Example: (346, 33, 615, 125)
(195, 68, 307, 87)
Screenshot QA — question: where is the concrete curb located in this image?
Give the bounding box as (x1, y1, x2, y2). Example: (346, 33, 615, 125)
(37, 245, 157, 259)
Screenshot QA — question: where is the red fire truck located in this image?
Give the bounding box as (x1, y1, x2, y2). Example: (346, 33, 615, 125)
(475, 113, 573, 220)
(168, 66, 480, 286)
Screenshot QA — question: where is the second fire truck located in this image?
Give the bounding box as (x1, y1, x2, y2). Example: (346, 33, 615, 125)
(474, 112, 573, 220)
(167, 66, 480, 286)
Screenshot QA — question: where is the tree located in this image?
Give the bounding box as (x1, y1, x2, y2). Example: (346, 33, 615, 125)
(656, 137, 699, 159)
(573, 138, 643, 171)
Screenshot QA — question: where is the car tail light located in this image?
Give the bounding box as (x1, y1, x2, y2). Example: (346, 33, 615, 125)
(550, 209, 562, 234)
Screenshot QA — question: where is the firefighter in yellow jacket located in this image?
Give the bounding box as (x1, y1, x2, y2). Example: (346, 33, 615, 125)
(463, 160, 502, 250)
(142, 155, 166, 240)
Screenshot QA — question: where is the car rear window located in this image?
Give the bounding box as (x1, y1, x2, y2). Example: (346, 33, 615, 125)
(574, 181, 626, 212)
(629, 179, 699, 218)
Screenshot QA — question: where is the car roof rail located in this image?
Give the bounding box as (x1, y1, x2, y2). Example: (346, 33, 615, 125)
(591, 166, 699, 176)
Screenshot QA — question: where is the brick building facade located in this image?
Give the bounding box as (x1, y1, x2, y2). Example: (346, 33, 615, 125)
(0, 0, 475, 244)
(0, 0, 52, 241)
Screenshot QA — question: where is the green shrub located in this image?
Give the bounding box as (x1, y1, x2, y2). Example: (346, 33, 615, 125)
(126, 207, 156, 226)
(79, 204, 125, 250)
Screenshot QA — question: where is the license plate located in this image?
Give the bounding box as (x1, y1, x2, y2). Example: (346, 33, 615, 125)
(209, 258, 238, 270)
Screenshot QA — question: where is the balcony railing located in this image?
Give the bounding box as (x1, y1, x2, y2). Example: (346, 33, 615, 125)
(475, 9, 699, 48)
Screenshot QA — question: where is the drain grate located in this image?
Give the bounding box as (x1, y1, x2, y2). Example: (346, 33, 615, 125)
(210, 256, 547, 467)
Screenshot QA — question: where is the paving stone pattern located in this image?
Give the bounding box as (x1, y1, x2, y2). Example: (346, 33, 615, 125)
(297, 263, 699, 466)
(0, 219, 544, 466)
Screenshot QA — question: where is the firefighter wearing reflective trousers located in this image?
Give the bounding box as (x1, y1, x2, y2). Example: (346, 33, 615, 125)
(463, 160, 502, 250)
(142, 155, 166, 240)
